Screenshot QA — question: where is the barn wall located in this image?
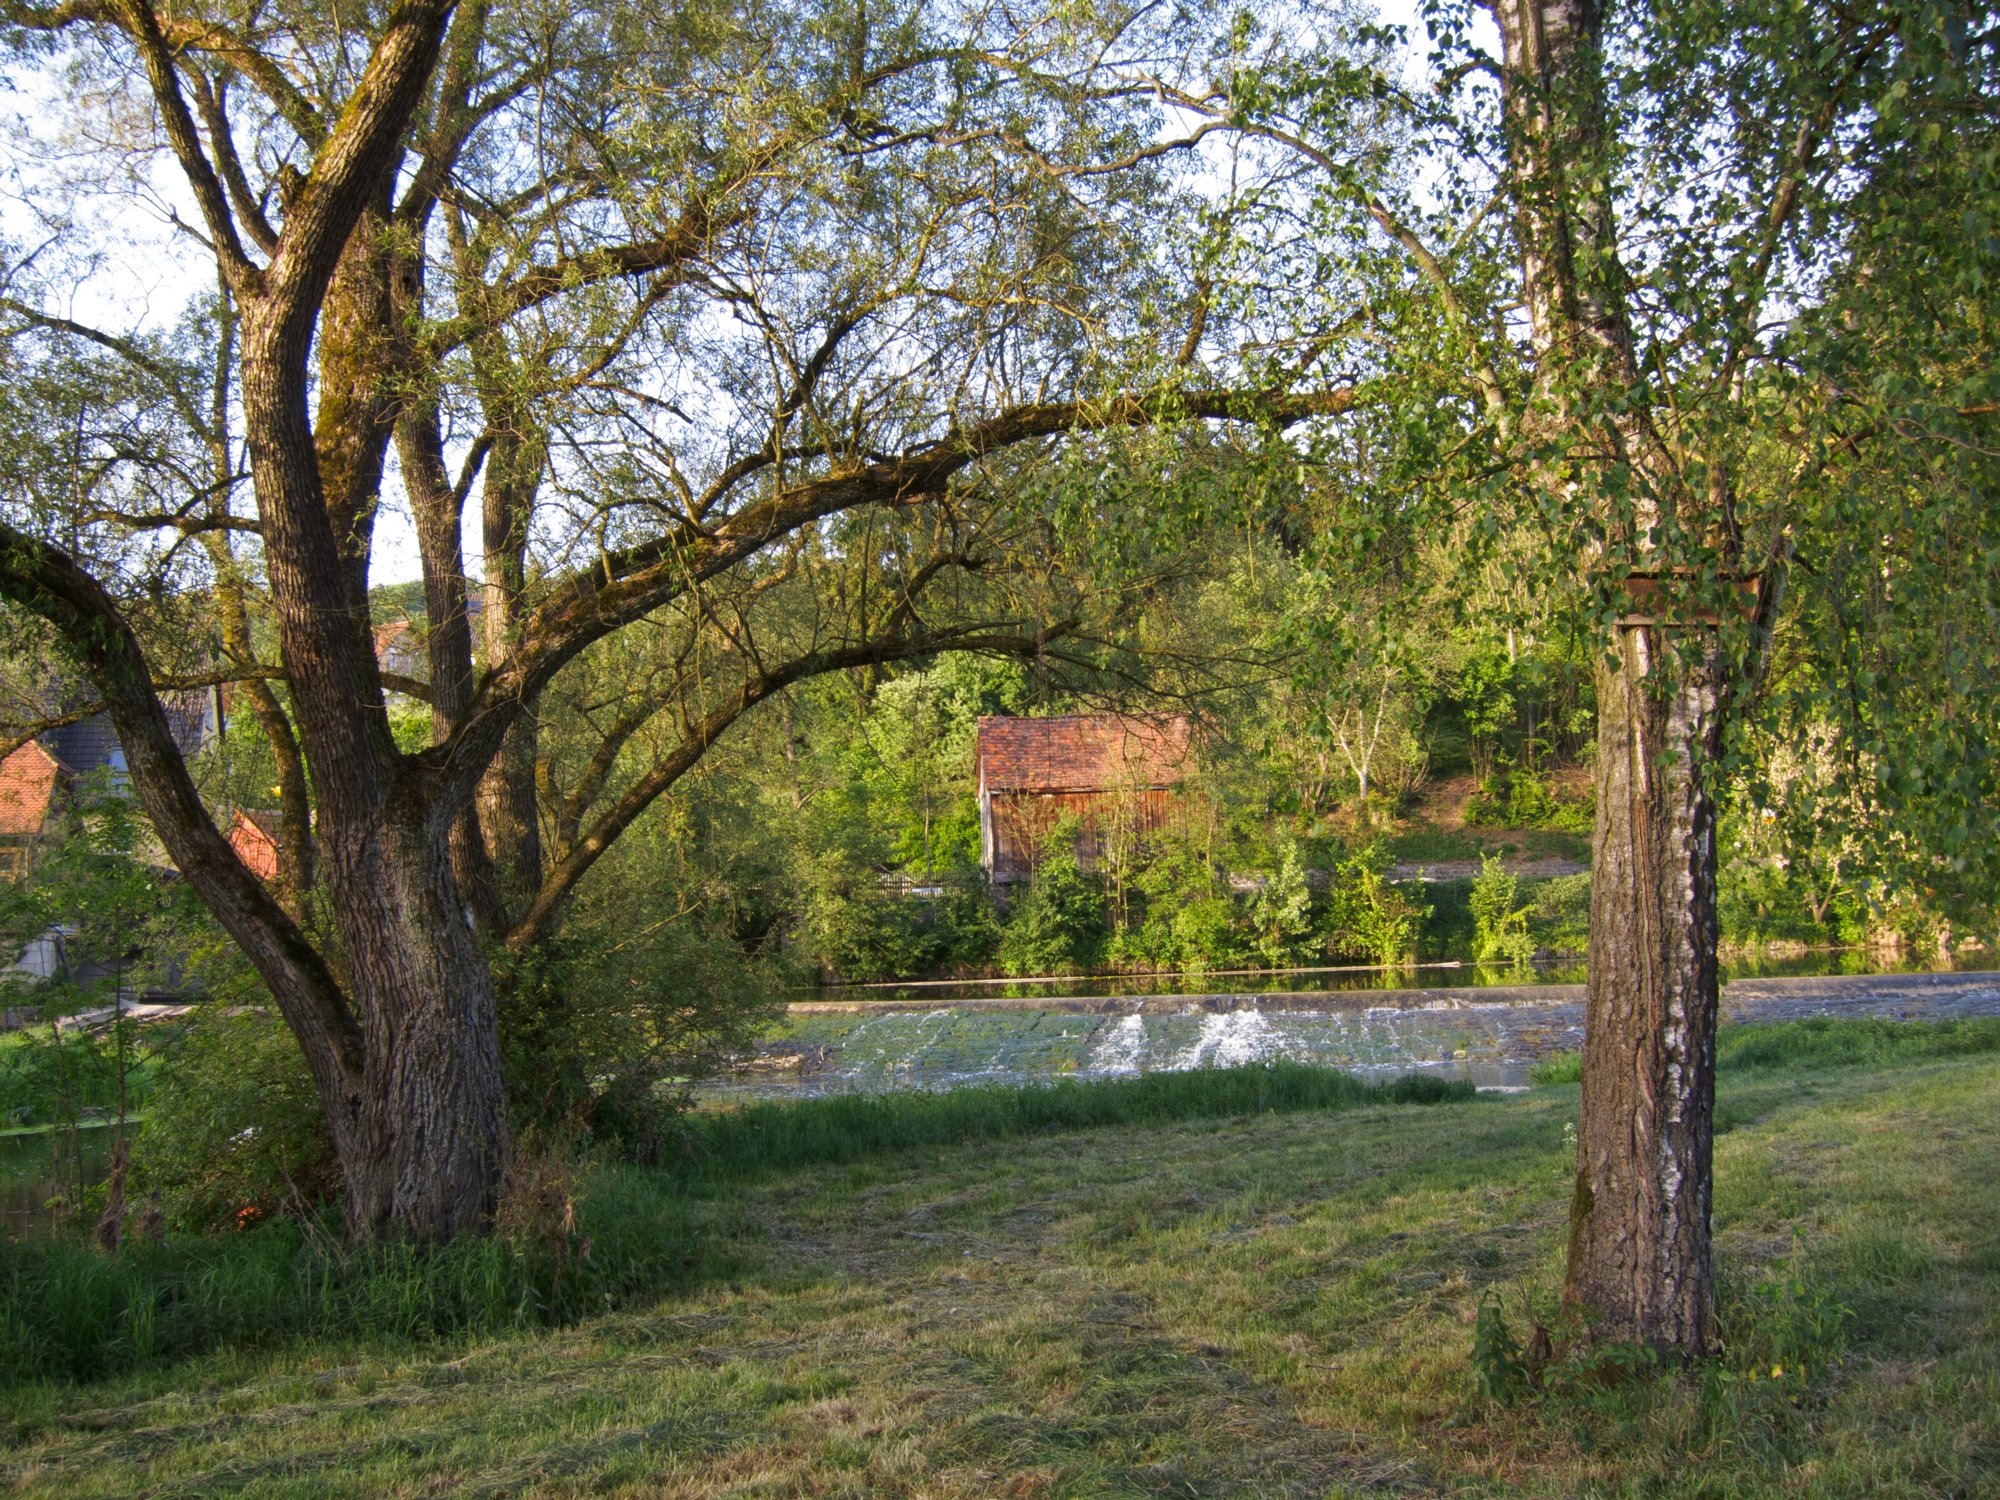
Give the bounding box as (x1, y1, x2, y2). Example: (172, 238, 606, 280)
(988, 789, 1179, 884)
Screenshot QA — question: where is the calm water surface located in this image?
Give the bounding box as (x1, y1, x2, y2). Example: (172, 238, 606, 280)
(808, 949, 1989, 1004)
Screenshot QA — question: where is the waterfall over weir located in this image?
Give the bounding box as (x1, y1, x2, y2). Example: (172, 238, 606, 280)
(713, 969, 2000, 1101)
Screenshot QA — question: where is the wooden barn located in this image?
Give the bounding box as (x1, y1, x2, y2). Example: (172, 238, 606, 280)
(976, 714, 1194, 885)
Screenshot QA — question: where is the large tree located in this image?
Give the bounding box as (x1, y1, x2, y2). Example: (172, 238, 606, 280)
(0, 0, 1347, 1237)
(1163, 0, 1998, 1349)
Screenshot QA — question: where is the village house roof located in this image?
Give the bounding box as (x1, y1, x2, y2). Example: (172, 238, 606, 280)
(0, 741, 62, 837)
(373, 598, 483, 687)
(42, 715, 124, 777)
(976, 714, 1194, 795)
(373, 620, 427, 682)
(229, 809, 284, 882)
(38, 694, 218, 783)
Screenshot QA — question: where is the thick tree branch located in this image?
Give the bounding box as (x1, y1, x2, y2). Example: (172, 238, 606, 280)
(446, 206, 723, 353)
(505, 620, 1082, 951)
(0, 520, 363, 1081)
(0, 662, 288, 762)
(259, 0, 455, 342)
(427, 382, 1354, 811)
(186, 69, 281, 255)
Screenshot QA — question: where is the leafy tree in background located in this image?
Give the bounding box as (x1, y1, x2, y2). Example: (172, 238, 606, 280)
(0, 776, 250, 1218)
(997, 817, 1109, 977)
(1248, 840, 1318, 968)
(1318, 842, 1428, 968)
(1468, 854, 1535, 968)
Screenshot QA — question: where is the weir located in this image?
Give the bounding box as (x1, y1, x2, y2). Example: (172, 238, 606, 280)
(714, 968, 2000, 1101)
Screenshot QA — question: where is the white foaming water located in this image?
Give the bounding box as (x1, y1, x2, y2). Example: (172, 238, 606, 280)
(1087, 1013, 1149, 1074)
(1173, 1008, 1275, 1070)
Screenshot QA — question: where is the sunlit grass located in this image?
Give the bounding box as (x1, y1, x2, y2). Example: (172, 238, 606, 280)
(1, 1021, 1995, 1497)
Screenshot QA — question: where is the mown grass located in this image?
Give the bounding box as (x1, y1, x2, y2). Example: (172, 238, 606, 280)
(2, 1019, 1997, 1497)
(0, 1065, 1471, 1388)
(669, 1063, 1472, 1188)
(1527, 1012, 2000, 1085)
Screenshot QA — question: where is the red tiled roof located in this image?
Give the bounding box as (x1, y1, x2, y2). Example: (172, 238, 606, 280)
(230, 808, 283, 882)
(0, 741, 61, 837)
(977, 714, 1193, 794)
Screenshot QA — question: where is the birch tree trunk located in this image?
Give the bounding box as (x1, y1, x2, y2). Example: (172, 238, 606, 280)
(1567, 621, 1723, 1351)
(1492, 0, 1727, 1353)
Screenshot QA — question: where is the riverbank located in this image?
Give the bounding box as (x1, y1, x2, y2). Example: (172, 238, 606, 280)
(3, 1016, 1997, 1497)
(800, 948, 1995, 1006)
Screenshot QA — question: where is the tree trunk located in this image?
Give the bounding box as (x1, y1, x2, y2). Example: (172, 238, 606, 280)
(479, 715, 544, 920)
(329, 809, 511, 1238)
(241, 211, 511, 1240)
(1565, 620, 1724, 1354)
(476, 428, 546, 921)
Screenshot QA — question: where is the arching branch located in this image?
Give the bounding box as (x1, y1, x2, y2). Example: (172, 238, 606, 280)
(0, 519, 363, 1083)
(425, 382, 1356, 812)
(505, 620, 1084, 952)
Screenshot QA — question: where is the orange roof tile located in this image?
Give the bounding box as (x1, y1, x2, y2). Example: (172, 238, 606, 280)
(229, 808, 283, 882)
(977, 714, 1193, 794)
(0, 741, 60, 837)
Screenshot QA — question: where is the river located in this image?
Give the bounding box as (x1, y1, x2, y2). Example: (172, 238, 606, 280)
(715, 959, 2000, 1100)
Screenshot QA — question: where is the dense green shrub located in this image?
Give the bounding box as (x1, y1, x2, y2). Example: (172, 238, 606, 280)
(0, 1020, 129, 1129)
(803, 861, 1001, 983)
(1319, 842, 1428, 966)
(805, 872, 953, 982)
(1465, 767, 1592, 832)
(1108, 822, 1244, 972)
(1469, 855, 1536, 967)
(1247, 840, 1318, 967)
(1423, 871, 1591, 962)
(1528, 873, 1592, 954)
(998, 818, 1109, 975)
(501, 910, 787, 1161)
(1718, 858, 1864, 950)
(131, 1011, 340, 1231)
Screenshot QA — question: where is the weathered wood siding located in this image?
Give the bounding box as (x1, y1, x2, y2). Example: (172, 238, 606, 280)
(986, 788, 1179, 884)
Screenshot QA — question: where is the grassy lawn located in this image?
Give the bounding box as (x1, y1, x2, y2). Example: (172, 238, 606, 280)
(3, 1027, 1997, 1497)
